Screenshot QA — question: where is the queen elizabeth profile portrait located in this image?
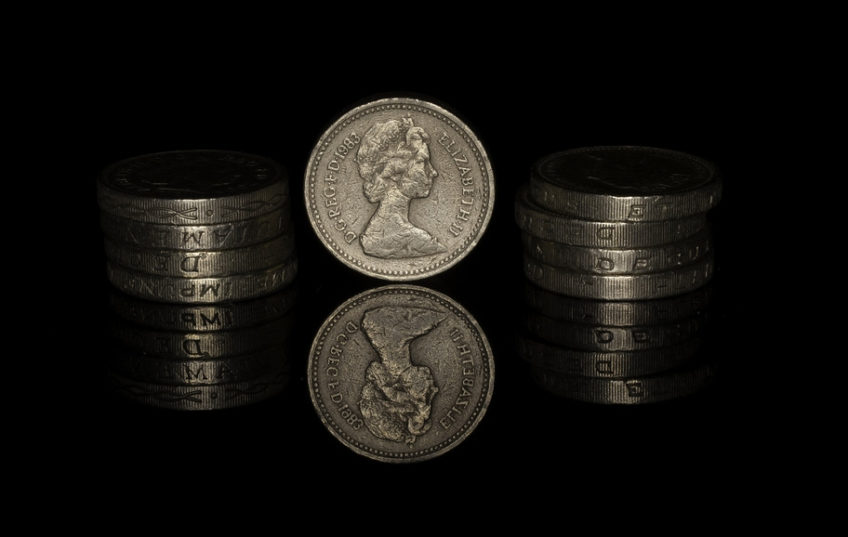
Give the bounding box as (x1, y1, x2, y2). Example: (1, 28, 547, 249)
(356, 118, 447, 258)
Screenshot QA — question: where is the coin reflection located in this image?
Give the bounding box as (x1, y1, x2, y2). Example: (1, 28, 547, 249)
(521, 283, 714, 404)
(106, 286, 296, 410)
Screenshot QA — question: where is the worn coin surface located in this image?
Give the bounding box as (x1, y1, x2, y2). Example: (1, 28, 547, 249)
(107, 258, 297, 303)
(529, 146, 721, 222)
(104, 234, 295, 277)
(100, 209, 291, 251)
(522, 228, 712, 274)
(515, 186, 705, 247)
(305, 97, 494, 280)
(517, 336, 700, 378)
(523, 254, 713, 299)
(108, 288, 297, 331)
(308, 285, 494, 462)
(523, 283, 712, 326)
(98, 150, 288, 225)
(530, 362, 715, 404)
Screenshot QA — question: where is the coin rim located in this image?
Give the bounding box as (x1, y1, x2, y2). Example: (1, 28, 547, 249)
(523, 254, 714, 300)
(106, 257, 298, 303)
(306, 284, 495, 463)
(515, 185, 706, 247)
(304, 97, 495, 281)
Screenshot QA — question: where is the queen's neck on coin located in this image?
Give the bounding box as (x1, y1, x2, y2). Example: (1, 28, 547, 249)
(373, 341, 413, 379)
(375, 188, 411, 224)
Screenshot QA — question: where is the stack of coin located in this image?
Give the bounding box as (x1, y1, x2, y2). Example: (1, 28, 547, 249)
(520, 284, 714, 404)
(106, 287, 296, 410)
(98, 150, 297, 303)
(515, 146, 721, 403)
(517, 146, 719, 300)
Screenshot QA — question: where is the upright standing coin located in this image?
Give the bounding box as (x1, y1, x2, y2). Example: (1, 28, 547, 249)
(305, 97, 495, 280)
(307, 285, 494, 462)
(98, 150, 288, 225)
(529, 146, 722, 222)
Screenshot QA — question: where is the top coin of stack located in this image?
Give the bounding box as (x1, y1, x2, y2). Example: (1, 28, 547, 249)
(98, 150, 297, 303)
(517, 146, 721, 300)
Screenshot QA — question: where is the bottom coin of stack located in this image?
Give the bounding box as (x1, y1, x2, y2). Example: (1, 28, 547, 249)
(519, 283, 714, 404)
(106, 287, 296, 410)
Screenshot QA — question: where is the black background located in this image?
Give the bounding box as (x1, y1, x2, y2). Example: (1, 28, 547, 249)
(60, 43, 768, 504)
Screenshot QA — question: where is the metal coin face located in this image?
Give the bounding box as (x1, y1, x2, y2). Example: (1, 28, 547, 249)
(305, 98, 494, 280)
(530, 146, 721, 221)
(307, 285, 494, 462)
(98, 150, 288, 225)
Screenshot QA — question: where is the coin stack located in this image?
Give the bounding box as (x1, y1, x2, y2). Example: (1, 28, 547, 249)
(106, 288, 296, 410)
(515, 146, 721, 403)
(97, 150, 298, 410)
(98, 150, 297, 303)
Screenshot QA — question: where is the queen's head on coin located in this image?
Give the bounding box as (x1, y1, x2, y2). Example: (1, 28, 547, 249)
(356, 117, 447, 258)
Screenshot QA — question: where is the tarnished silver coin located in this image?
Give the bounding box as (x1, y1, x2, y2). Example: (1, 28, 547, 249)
(523, 283, 712, 326)
(109, 367, 290, 410)
(524, 312, 704, 351)
(107, 258, 297, 303)
(103, 234, 295, 277)
(307, 285, 494, 462)
(108, 288, 297, 331)
(517, 336, 700, 378)
(530, 362, 715, 404)
(111, 316, 292, 359)
(98, 150, 288, 225)
(523, 254, 713, 299)
(100, 209, 291, 251)
(111, 345, 288, 385)
(529, 146, 721, 222)
(522, 228, 712, 274)
(515, 186, 705, 248)
(305, 97, 494, 280)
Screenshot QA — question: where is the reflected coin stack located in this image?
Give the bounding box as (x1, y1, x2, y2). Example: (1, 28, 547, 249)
(97, 150, 298, 410)
(515, 146, 721, 404)
(98, 150, 297, 303)
(105, 289, 296, 410)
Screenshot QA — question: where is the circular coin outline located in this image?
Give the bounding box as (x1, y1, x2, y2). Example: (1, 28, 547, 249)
(307, 284, 495, 463)
(305, 97, 495, 281)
